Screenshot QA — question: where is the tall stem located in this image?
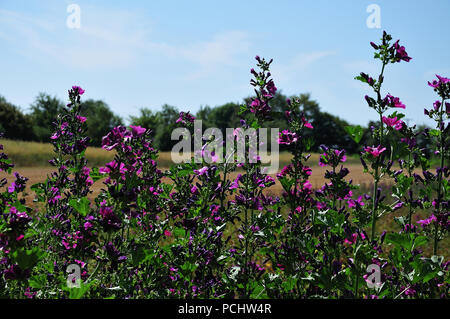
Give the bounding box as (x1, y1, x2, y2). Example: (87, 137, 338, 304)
(370, 60, 387, 242)
(433, 97, 446, 255)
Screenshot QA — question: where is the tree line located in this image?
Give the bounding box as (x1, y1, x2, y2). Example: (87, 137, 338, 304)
(0, 92, 430, 154)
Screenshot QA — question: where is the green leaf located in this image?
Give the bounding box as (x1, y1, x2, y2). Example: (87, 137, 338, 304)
(303, 137, 315, 151)
(11, 247, 45, 270)
(385, 233, 411, 250)
(173, 227, 186, 238)
(30, 183, 45, 194)
(65, 279, 96, 299)
(344, 125, 364, 144)
(429, 129, 440, 137)
(131, 246, 146, 267)
(68, 197, 90, 217)
(413, 236, 428, 248)
(354, 75, 367, 83)
(279, 177, 294, 192)
(29, 274, 47, 289)
(89, 167, 103, 182)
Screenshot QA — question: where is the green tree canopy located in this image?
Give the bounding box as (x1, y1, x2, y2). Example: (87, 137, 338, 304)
(80, 99, 123, 147)
(0, 95, 35, 141)
(30, 93, 65, 142)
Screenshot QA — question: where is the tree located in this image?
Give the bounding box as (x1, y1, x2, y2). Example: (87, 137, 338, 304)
(154, 104, 180, 151)
(0, 96, 35, 141)
(200, 102, 241, 134)
(80, 99, 123, 147)
(30, 93, 65, 142)
(129, 108, 160, 134)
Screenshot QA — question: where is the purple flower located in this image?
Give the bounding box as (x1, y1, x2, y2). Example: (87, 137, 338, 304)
(99, 205, 121, 231)
(417, 214, 437, 227)
(7, 172, 28, 193)
(176, 112, 195, 125)
(229, 174, 241, 190)
(72, 86, 85, 95)
(76, 115, 87, 123)
(364, 145, 386, 157)
(382, 116, 404, 130)
(393, 40, 412, 62)
(428, 74, 450, 89)
(129, 125, 146, 137)
(190, 185, 199, 195)
(277, 130, 299, 145)
(48, 187, 62, 204)
(348, 196, 365, 209)
(194, 166, 208, 176)
(383, 94, 406, 109)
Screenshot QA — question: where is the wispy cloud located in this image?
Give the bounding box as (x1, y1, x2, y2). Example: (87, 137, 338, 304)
(0, 6, 250, 76)
(271, 51, 336, 83)
(178, 31, 250, 79)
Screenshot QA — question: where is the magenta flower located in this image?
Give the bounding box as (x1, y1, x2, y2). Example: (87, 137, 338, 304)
(99, 160, 127, 175)
(190, 185, 199, 195)
(432, 101, 442, 113)
(428, 74, 450, 88)
(393, 40, 412, 62)
(48, 187, 62, 204)
(277, 130, 299, 145)
(249, 98, 270, 117)
(417, 214, 437, 227)
(76, 115, 87, 123)
(364, 145, 386, 157)
(344, 233, 358, 245)
(229, 174, 241, 190)
(302, 117, 313, 129)
(99, 205, 121, 230)
(266, 79, 277, 96)
(303, 181, 312, 190)
(72, 86, 85, 95)
(383, 94, 405, 109)
(348, 196, 365, 208)
(50, 132, 59, 140)
(130, 125, 146, 137)
(176, 111, 195, 125)
(194, 166, 208, 176)
(382, 116, 404, 130)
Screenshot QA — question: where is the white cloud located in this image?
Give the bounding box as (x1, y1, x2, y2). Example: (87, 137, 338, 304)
(0, 7, 250, 75)
(178, 31, 250, 79)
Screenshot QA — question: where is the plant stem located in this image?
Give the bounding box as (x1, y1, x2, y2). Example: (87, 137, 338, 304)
(433, 97, 446, 255)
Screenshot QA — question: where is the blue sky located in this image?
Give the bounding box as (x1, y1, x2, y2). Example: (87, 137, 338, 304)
(0, 0, 449, 127)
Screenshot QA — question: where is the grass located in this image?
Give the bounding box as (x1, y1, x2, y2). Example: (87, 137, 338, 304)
(2, 139, 368, 169)
(1, 139, 114, 167)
